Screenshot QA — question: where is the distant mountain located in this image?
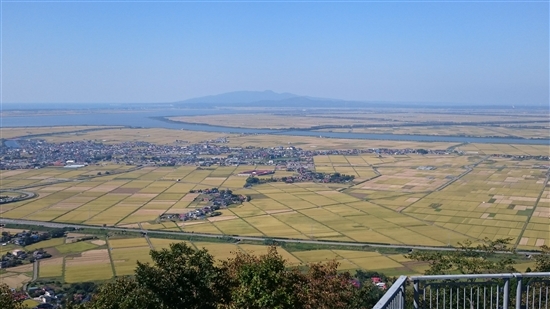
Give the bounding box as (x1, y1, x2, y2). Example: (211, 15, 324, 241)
(250, 96, 347, 107)
(176, 90, 528, 109)
(177, 90, 299, 104)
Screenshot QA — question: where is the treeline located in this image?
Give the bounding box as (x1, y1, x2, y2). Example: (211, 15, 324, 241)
(244, 171, 355, 188)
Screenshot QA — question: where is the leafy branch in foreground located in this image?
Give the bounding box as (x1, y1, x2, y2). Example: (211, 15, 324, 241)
(533, 245, 550, 272)
(0, 284, 25, 309)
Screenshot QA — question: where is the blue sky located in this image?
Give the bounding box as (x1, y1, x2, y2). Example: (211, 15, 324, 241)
(2, 1, 548, 105)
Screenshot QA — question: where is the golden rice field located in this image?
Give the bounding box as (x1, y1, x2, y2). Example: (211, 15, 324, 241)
(2, 211, 543, 286)
(3, 234, 432, 284)
(0, 126, 115, 139)
(1, 153, 547, 251)
(168, 112, 549, 131)
(25, 235, 534, 284)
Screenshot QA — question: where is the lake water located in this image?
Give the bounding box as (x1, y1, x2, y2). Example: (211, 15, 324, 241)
(1, 109, 548, 145)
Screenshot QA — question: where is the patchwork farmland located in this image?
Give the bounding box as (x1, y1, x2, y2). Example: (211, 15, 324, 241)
(0, 225, 461, 286)
(0, 233, 534, 286)
(1, 153, 548, 253)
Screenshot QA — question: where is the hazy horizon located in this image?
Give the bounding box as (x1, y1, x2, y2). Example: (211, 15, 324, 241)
(2, 89, 549, 108)
(2, 1, 549, 106)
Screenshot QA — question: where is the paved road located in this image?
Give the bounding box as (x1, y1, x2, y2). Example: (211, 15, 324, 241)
(435, 156, 489, 191)
(0, 218, 540, 255)
(32, 260, 38, 281)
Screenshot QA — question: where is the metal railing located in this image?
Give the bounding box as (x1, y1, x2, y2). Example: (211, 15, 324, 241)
(373, 276, 408, 309)
(372, 272, 550, 309)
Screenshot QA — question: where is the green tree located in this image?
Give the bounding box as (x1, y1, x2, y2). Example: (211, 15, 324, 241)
(134, 242, 230, 309)
(534, 245, 550, 272)
(406, 238, 517, 275)
(222, 246, 303, 309)
(0, 284, 25, 309)
(222, 246, 375, 309)
(298, 260, 357, 309)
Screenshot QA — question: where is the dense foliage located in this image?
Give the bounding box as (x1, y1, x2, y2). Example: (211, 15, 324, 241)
(534, 245, 550, 272)
(64, 243, 383, 309)
(0, 284, 25, 309)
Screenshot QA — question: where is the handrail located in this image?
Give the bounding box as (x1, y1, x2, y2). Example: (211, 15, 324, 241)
(411, 273, 515, 281)
(372, 272, 550, 309)
(411, 272, 550, 281)
(372, 276, 407, 309)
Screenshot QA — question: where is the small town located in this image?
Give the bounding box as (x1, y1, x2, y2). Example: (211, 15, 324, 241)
(2, 138, 547, 171)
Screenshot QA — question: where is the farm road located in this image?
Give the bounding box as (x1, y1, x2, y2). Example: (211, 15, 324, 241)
(514, 168, 550, 248)
(138, 222, 155, 249)
(0, 218, 540, 255)
(32, 260, 38, 281)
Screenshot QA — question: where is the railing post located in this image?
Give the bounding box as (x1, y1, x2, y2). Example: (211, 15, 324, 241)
(504, 277, 510, 309)
(515, 274, 523, 309)
(414, 278, 420, 309)
(400, 281, 406, 309)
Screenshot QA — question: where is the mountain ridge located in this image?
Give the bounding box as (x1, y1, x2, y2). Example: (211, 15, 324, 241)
(176, 90, 301, 104)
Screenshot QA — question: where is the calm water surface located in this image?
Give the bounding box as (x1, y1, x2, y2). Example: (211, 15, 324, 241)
(2, 110, 548, 145)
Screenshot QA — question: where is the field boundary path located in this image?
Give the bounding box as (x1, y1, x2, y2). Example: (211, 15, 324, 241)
(32, 260, 39, 281)
(514, 168, 550, 248)
(342, 167, 381, 193)
(138, 223, 155, 250)
(105, 237, 118, 277)
(0, 218, 542, 255)
(435, 155, 489, 191)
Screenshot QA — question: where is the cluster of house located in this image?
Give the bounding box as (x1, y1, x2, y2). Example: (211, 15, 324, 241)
(416, 166, 437, 170)
(3, 137, 548, 171)
(237, 169, 274, 177)
(243, 168, 355, 187)
(0, 191, 35, 205)
(0, 230, 55, 268)
(159, 188, 249, 222)
(28, 286, 63, 308)
(1, 230, 51, 247)
(283, 169, 355, 183)
(1, 248, 51, 269)
(26, 280, 97, 309)
(0, 194, 22, 204)
(160, 207, 221, 222)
